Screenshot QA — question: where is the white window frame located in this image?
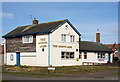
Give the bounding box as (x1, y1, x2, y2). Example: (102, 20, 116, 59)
(70, 35, 75, 42)
(62, 34, 75, 43)
(61, 34, 66, 42)
(61, 52, 74, 59)
(97, 53, 105, 59)
(22, 35, 33, 43)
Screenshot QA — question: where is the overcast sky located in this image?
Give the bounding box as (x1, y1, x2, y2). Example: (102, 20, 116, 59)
(1, 2, 118, 44)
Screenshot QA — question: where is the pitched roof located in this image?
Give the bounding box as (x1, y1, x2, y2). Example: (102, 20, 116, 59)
(104, 44, 120, 49)
(3, 19, 81, 38)
(80, 41, 113, 53)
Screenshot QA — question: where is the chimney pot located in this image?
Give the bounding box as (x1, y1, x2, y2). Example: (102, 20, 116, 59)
(97, 29, 99, 33)
(96, 29, 100, 43)
(33, 18, 38, 25)
(34, 18, 36, 20)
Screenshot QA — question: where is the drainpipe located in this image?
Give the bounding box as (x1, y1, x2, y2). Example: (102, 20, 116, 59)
(48, 33, 50, 67)
(4, 39, 7, 64)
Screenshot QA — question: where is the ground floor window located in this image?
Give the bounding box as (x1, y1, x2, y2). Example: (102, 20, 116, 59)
(84, 52, 87, 59)
(79, 52, 82, 59)
(61, 52, 74, 59)
(98, 53, 105, 59)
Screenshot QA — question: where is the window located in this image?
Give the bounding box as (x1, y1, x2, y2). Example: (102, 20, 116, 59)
(79, 52, 82, 59)
(61, 52, 65, 58)
(98, 53, 105, 59)
(84, 52, 87, 59)
(70, 35, 75, 42)
(61, 52, 74, 59)
(66, 35, 70, 42)
(22, 35, 33, 43)
(61, 34, 66, 42)
(62, 34, 75, 43)
(70, 52, 74, 58)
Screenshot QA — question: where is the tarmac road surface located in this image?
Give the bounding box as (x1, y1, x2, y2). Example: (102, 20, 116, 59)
(1, 69, 119, 80)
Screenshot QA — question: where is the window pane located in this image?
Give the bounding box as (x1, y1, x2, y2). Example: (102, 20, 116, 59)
(66, 35, 70, 42)
(70, 52, 74, 58)
(24, 37, 29, 42)
(84, 52, 87, 55)
(66, 52, 69, 58)
(29, 36, 32, 42)
(70, 35, 72, 42)
(84, 55, 87, 59)
(61, 35, 64, 41)
(64, 35, 66, 42)
(23, 36, 33, 43)
(61, 52, 65, 58)
(98, 53, 100, 58)
(73, 36, 75, 42)
(103, 54, 105, 58)
(100, 54, 102, 58)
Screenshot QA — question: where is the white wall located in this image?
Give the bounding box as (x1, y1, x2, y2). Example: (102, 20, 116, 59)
(50, 22, 80, 66)
(6, 53, 16, 65)
(20, 52, 37, 66)
(36, 34, 48, 66)
(80, 52, 108, 65)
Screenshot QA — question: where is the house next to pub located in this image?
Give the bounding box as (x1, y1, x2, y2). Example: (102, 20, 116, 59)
(2, 18, 113, 66)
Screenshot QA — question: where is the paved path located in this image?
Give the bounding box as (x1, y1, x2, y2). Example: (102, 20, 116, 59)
(2, 69, 119, 80)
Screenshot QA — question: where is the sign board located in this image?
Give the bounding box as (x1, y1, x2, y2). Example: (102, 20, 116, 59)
(48, 67, 55, 70)
(53, 45, 72, 48)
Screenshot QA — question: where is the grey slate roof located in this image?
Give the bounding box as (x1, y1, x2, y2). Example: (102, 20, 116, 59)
(80, 41, 113, 53)
(3, 19, 81, 38)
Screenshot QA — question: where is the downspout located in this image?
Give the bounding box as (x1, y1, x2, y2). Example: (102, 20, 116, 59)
(79, 36, 81, 53)
(48, 33, 50, 67)
(4, 39, 7, 64)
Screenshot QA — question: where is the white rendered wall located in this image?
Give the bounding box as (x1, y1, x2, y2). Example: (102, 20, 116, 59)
(80, 52, 108, 65)
(50, 22, 80, 66)
(20, 52, 37, 66)
(6, 53, 16, 65)
(36, 34, 48, 66)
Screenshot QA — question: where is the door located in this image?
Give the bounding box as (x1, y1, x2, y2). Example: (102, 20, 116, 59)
(108, 53, 111, 63)
(16, 52, 20, 66)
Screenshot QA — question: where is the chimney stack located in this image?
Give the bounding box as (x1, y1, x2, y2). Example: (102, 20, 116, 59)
(96, 29, 100, 43)
(33, 18, 38, 25)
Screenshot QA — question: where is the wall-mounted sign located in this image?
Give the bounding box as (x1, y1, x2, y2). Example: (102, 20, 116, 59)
(53, 45, 72, 48)
(99, 59, 104, 61)
(40, 38, 45, 41)
(38, 42, 47, 44)
(40, 45, 47, 48)
(10, 54, 14, 61)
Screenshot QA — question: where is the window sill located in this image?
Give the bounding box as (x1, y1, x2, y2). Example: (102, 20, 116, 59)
(61, 58, 75, 60)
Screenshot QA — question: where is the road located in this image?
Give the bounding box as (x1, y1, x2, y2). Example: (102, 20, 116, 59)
(1, 69, 119, 80)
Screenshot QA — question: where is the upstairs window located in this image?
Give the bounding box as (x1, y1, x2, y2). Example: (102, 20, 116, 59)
(61, 34, 75, 42)
(70, 35, 75, 42)
(61, 34, 66, 42)
(22, 35, 33, 43)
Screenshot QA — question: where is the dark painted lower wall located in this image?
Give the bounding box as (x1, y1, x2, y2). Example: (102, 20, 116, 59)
(6, 35, 36, 52)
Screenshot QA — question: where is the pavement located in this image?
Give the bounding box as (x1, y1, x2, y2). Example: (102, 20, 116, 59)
(1, 69, 119, 80)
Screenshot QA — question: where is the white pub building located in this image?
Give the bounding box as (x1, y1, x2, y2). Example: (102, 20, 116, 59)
(2, 18, 113, 66)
